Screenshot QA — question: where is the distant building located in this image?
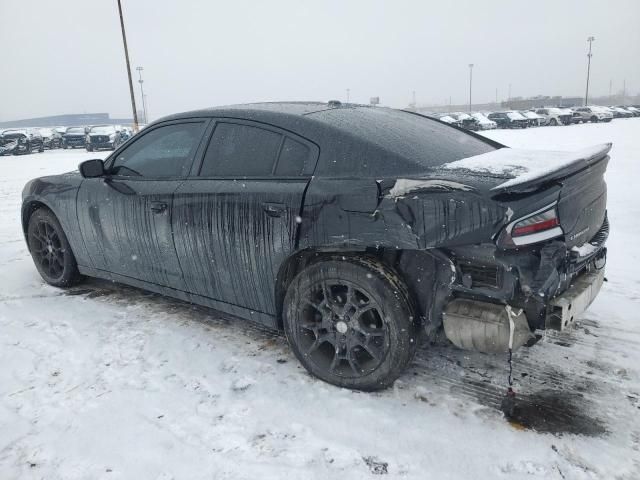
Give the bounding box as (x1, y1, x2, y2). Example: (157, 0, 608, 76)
(0, 113, 133, 128)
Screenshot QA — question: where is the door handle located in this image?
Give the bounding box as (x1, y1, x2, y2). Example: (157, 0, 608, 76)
(149, 201, 168, 213)
(262, 202, 286, 218)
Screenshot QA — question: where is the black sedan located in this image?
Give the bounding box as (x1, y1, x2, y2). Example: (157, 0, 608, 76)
(21, 102, 609, 390)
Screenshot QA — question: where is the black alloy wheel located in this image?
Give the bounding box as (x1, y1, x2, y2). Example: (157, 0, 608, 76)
(284, 259, 419, 391)
(27, 208, 80, 287)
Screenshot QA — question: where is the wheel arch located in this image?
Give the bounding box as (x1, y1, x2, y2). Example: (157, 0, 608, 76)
(274, 248, 453, 332)
(22, 199, 54, 237)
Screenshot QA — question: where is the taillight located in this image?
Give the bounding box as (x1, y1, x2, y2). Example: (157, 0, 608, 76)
(512, 209, 559, 237)
(497, 204, 564, 247)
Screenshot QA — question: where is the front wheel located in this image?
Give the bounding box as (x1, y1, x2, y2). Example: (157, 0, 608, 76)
(27, 208, 81, 287)
(549, 118, 558, 126)
(591, 116, 599, 123)
(283, 258, 419, 391)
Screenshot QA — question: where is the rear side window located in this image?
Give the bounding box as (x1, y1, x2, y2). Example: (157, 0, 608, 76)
(275, 137, 310, 176)
(200, 122, 282, 176)
(110, 122, 204, 177)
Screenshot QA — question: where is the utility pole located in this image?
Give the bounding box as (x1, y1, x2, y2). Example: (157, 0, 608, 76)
(117, 0, 139, 132)
(136, 66, 148, 124)
(412, 90, 416, 105)
(584, 36, 595, 106)
(346, 88, 350, 103)
(609, 79, 612, 101)
(495, 88, 498, 104)
(508, 83, 511, 101)
(622, 79, 626, 105)
(468, 64, 474, 112)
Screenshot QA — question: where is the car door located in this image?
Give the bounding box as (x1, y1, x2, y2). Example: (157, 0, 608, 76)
(172, 119, 318, 315)
(77, 119, 209, 290)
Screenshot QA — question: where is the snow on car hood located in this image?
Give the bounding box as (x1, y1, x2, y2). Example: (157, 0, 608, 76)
(442, 143, 612, 191)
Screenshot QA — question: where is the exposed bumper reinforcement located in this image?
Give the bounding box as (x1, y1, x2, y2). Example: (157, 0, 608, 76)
(547, 269, 605, 331)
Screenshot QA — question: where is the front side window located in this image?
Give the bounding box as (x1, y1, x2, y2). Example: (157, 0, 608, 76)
(200, 122, 282, 177)
(111, 122, 204, 177)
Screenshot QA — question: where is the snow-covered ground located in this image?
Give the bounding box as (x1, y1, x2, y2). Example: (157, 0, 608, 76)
(1, 120, 639, 479)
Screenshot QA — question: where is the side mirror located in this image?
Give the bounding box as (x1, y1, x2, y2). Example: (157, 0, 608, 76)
(79, 159, 105, 178)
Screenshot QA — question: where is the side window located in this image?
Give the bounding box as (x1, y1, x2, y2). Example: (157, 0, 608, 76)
(200, 122, 282, 177)
(275, 137, 310, 176)
(111, 123, 204, 177)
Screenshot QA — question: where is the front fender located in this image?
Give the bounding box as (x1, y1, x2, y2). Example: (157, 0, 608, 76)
(21, 173, 92, 268)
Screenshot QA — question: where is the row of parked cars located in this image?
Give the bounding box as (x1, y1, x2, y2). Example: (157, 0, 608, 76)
(0, 125, 134, 156)
(432, 104, 640, 131)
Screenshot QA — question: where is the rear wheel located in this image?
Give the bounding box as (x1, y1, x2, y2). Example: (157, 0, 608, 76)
(27, 208, 81, 288)
(591, 116, 598, 123)
(283, 258, 419, 391)
(549, 118, 558, 126)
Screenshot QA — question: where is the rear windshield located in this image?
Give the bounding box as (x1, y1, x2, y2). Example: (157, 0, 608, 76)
(309, 107, 496, 171)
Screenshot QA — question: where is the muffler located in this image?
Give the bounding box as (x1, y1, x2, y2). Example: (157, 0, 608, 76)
(443, 299, 534, 354)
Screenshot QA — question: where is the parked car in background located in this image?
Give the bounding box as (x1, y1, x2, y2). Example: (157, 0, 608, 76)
(623, 106, 640, 117)
(20, 102, 610, 390)
(0, 129, 44, 155)
(519, 110, 543, 127)
(119, 127, 133, 142)
(614, 106, 638, 117)
(534, 107, 573, 126)
(608, 106, 634, 118)
(62, 127, 87, 149)
(470, 112, 497, 130)
(86, 125, 123, 151)
(572, 106, 613, 123)
(487, 111, 528, 129)
(434, 114, 463, 128)
(38, 128, 62, 149)
(448, 112, 480, 131)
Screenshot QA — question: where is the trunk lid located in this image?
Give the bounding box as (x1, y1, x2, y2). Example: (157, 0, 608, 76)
(439, 144, 611, 247)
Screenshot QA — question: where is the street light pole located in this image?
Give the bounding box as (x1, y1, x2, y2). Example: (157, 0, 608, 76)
(468, 64, 474, 112)
(584, 36, 595, 106)
(117, 0, 139, 132)
(136, 66, 147, 124)
(346, 88, 350, 103)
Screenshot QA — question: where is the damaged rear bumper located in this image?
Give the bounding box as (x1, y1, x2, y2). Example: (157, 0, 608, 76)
(439, 216, 608, 353)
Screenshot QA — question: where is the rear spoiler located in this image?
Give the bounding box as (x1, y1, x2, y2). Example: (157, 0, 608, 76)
(441, 143, 612, 195)
(492, 143, 612, 193)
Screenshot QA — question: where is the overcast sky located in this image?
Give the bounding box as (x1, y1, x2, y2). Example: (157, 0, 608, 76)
(1, 0, 639, 122)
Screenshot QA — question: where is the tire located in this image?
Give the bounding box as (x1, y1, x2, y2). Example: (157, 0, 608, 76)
(283, 258, 419, 391)
(591, 116, 598, 123)
(27, 208, 81, 288)
(549, 118, 558, 126)
(62, 144, 68, 149)
(38, 143, 44, 153)
(86, 145, 93, 152)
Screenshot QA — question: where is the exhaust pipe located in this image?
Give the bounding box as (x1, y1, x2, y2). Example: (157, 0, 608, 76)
(443, 299, 534, 354)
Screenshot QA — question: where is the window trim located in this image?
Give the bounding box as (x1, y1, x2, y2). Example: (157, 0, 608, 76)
(103, 118, 211, 181)
(191, 117, 319, 180)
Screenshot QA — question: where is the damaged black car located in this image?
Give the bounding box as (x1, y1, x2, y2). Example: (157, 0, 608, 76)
(0, 129, 44, 155)
(21, 102, 608, 390)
